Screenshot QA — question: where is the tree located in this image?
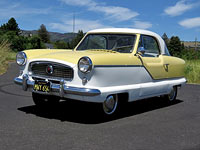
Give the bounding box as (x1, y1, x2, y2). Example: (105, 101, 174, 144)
(0, 18, 45, 51)
(69, 30, 84, 48)
(4, 32, 28, 51)
(0, 24, 8, 32)
(7, 18, 20, 33)
(28, 35, 43, 49)
(38, 24, 50, 43)
(54, 40, 68, 49)
(162, 33, 169, 46)
(168, 36, 182, 56)
(0, 17, 20, 35)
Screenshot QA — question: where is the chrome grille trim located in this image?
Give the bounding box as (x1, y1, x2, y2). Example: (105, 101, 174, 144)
(28, 61, 74, 81)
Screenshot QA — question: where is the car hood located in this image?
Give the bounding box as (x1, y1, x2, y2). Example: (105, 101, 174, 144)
(24, 49, 141, 66)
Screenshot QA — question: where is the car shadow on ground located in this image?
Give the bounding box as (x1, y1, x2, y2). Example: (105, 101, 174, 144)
(18, 97, 183, 124)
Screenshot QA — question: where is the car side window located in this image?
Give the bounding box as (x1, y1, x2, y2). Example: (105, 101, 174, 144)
(111, 36, 135, 53)
(138, 35, 160, 57)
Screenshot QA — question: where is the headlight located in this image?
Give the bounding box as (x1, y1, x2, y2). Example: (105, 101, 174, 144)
(16, 52, 27, 66)
(78, 57, 93, 73)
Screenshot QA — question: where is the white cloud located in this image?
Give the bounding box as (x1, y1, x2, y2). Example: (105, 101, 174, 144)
(60, 0, 96, 7)
(60, 0, 139, 21)
(50, 19, 112, 32)
(49, 23, 70, 32)
(91, 6, 138, 21)
(133, 21, 152, 29)
(0, 2, 50, 19)
(164, 0, 195, 17)
(179, 17, 200, 28)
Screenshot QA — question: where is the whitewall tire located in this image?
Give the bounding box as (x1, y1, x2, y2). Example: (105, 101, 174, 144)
(103, 95, 118, 115)
(163, 86, 177, 102)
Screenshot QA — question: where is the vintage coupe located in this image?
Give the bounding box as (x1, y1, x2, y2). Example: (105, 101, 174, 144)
(14, 28, 186, 115)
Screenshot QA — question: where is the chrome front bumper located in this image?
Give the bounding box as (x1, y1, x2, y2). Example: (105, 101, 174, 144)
(14, 75, 101, 97)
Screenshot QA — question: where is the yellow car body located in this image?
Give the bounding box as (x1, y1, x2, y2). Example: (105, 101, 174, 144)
(23, 49, 185, 80)
(14, 28, 186, 115)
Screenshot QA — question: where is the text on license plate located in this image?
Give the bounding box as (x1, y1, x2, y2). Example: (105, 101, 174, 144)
(33, 81, 50, 93)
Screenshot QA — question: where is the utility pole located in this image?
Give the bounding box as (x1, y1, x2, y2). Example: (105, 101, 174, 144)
(72, 12, 76, 49)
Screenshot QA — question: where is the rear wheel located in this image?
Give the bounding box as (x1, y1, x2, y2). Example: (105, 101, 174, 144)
(163, 86, 177, 102)
(32, 92, 60, 107)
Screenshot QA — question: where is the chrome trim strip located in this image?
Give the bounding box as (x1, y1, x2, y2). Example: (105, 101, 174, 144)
(94, 65, 143, 68)
(31, 75, 62, 82)
(14, 77, 23, 85)
(29, 61, 72, 68)
(63, 86, 101, 96)
(51, 84, 60, 91)
(14, 76, 101, 96)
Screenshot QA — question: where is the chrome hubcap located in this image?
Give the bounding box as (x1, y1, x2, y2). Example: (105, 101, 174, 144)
(168, 87, 176, 101)
(103, 95, 118, 115)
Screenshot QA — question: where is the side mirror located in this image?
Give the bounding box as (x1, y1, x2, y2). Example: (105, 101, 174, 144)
(138, 47, 145, 55)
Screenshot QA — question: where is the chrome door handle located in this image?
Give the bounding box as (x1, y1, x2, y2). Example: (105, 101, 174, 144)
(164, 64, 169, 72)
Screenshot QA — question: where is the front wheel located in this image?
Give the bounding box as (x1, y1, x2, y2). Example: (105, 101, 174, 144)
(162, 86, 177, 102)
(32, 92, 60, 107)
(102, 95, 119, 115)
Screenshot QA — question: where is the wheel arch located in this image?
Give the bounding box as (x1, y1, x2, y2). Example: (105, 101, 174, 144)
(117, 92, 129, 104)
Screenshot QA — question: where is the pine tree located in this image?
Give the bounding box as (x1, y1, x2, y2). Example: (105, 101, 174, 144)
(168, 36, 182, 56)
(0, 17, 20, 35)
(162, 33, 169, 46)
(38, 24, 50, 43)
(7, 18, 20, 32)
(70, 30, 84, 48)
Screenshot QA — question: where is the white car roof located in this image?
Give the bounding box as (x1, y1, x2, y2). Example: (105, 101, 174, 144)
(88, 28, 169, 55)
(89, 28, 157, 36)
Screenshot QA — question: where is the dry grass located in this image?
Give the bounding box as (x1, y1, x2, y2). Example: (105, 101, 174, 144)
(0, 40, 16, 75)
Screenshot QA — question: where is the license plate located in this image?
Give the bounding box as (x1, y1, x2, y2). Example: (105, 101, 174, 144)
(33, 80, 50, 93)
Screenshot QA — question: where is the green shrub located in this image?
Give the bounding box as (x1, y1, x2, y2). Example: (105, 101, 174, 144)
(54, 40, 68, 49)
(180, 49, 200, 60)
(184, 60, 200, 84)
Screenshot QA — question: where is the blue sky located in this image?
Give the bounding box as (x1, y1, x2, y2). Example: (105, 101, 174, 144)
(0, 0, 200, 41)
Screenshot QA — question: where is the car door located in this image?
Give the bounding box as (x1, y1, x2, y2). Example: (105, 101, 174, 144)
(137, 35, 169, 97)
(137, 35, 168, 80)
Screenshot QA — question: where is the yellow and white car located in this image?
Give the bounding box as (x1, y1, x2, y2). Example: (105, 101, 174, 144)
(14, 28, 186, 115)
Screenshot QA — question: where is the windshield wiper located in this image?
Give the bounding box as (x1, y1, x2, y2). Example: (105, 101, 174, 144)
(86, 49, 119, 53)
(111, 45, 133, 52)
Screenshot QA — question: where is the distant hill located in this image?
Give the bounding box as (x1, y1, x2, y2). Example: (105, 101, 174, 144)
(20, 30, 77, 42)
(183, 41, 200, 48)
(181, 41, 200, 51)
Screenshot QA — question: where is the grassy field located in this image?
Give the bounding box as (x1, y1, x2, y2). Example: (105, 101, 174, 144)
(184, 59, 200, 84)
(0, 40, 16, 75)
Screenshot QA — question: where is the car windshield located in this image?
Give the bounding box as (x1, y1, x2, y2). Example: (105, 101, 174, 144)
(76, 34, 136, 53)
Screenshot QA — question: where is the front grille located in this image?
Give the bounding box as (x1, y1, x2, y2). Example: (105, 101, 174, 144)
(29, 61, 73, 81)
(32, 77, 60, 84)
